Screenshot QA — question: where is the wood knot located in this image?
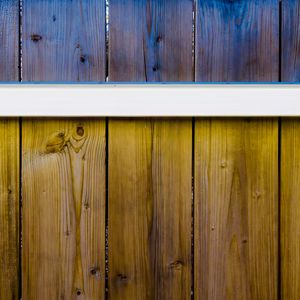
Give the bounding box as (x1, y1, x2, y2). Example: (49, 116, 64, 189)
(52, 15, 56, 22)
(168, 260, 183, 270)
(31, 34, 42, 42)
(45, 131, 66, 153)
(76, 126, 84, 136)
(117, 273, 128, 282)
(220, 161, 227, 168)
(156, 35, 162, 43)
(80, 55, 86, 63)
(89, 267, 101, 278)
(242, 239, 248, 244)
(75, 289, 83, 296)
(152, 66, 158, 72)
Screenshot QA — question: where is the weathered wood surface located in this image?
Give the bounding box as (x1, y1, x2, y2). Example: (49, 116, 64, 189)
(0, 0, 19, 81)
(282, 0, 300, 81)
(21, 1, 106, 299)
(108, 0, 193, 298)
(195, 0, 279, 81)
(0, 1, 20, 299)
(195, 0, 279, 299)
(22, 119, 106, 299)
(194, 119, 278, 299)
(281, 2, 300, 299)
(0, 120, 19, 300)
(281, 120, 300, 299)
(22, 0, 106, 81)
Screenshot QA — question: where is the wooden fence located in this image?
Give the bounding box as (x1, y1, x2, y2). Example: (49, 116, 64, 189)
(0, 0, 299, 299)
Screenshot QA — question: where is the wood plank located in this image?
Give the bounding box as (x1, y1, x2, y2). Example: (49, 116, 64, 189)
(0, 1, 20, 299)
(22, 119, 106, 299)
(0, 120, 19, 300)
(281, 2, 300, 299)
(109, 119, 192, 299)
(195, 0, 279, 298)
(194, 119, 278, 299)
(22, 0, 106, 81)
(281, 120, 300, 299)
(0, 1, 19, 81)
(22, 1, 106, 299)
(282, 0, 300, 81)
(195, 0, 279, 82)
(109, 0, 193, 298)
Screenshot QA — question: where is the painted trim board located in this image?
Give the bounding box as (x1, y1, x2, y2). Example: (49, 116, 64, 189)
(0, 84, 299, 116)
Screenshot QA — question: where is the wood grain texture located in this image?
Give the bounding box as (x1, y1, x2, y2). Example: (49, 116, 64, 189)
(195, 1, 279, 298)
(195, 0, 279, 81)
(108, 1, 193, 298)
(22, 0, 106, 81)
(0, 0, 19, 80)
(281, 120, 300, 299)
(22, 119, 106, 299)
(109, 119, 192, 299)
(0, 120, 19, 300)
(194, 119, 278, 299)
(0, 1, 20, 299)
(282, 0, 300, 81)
(109, 0, 193, 81)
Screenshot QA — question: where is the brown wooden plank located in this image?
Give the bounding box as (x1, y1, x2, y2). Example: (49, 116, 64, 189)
(22, 1, 106, 299)
(195, 0, 279, 298)
(22, 0, 106, 81)
(108, 0, 193, 298)
(109, 119, 192, 299)
(281, 120, 300, 299)
(194, 119, 278, 299)
(22, 119, 106, 299)
(0, 1, 20, 299)
(281, 2, 300, 299)
(0, 120, 19, 300)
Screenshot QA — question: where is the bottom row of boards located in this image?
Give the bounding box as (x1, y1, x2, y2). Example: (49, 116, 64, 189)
(0, 118, 298, 299)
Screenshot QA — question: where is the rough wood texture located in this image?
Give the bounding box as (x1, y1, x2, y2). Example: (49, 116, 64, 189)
(22, 0, 106, 81)
(109, 1, 193, 298)
(195, 1, 279, 298)
(282, 0, 300, 81)
(0, 1, 19, 80)
(0, 120, 19, 300)
(0, 1, 20, 299)
(194, 119, 278, 299)
(21, 1, 106, 299)
(109, 0, 193, 81)
(22, 119, 106, 299)
(195, 0, 279, 81)
(109, 119, 192, 299)
(281, 120, 300, 299)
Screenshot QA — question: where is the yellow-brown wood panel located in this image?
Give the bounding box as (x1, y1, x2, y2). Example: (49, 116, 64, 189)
(108, 0, 193, 298)
(22, 119, 106, 299)
(0, 120, 19, 300)
(194, 119, 278, 299)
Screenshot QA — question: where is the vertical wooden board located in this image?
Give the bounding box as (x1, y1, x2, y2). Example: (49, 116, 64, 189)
(0, 1, 20, 299)
(281, 2, 300, 299)
(22, 119, 106, 299)
(195, 0, 279, 298)
(281, 120, 300, 299)
(282, 0, 300, 81)
(109, 1, 193, 298)
(0, 1, 19, 80)
(109, 0, 193, 81)
(194, 119, 278, 299)
(109, 119, 192, 299)
(195, 0, 279, 82)
(0, 120, 19, 300)
(22, 0, 106, 81)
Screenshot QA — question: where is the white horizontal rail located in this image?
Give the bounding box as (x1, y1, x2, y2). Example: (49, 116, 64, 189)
(0, 84, 299, 116)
